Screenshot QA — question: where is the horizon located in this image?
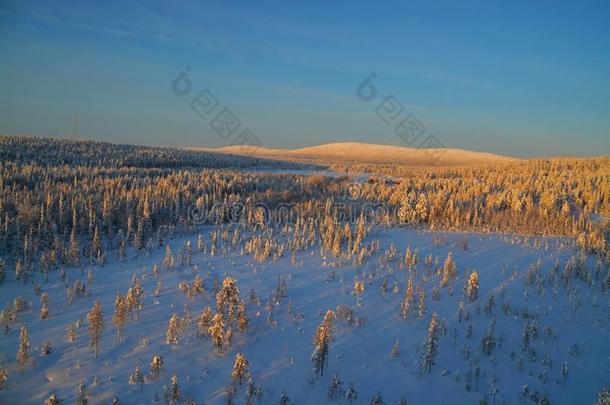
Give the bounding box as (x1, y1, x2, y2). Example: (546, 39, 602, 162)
(1, 1, 610, 158)
(5, 133, 610, 160)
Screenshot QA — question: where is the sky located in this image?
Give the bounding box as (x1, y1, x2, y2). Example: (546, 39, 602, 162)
(0, 0, 609, 157)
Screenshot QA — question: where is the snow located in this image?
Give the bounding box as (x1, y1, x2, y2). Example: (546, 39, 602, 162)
(200, 142, 519, 167)
(0, 227, 608, 404)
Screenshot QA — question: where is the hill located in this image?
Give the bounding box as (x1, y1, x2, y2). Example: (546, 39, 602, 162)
(199, 142, 519, 166)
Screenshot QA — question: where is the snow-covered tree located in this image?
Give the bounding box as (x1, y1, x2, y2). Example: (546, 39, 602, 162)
(422, 313, 439, 374)
(129, 366, 145, 392)
(353, 279, 365, 307)
(441, 252, 457, 286)
(370, 391, 385, 405)
(166, 314, 185, 356)
(465, 271, 479, 302)
(87, 301, 104, 360)
(163, 244, 174, 270)
(112, 293, 127, 342)
(17, 324, 30, 370)
(164, 374, 181, 404)
(345, 382, 358, 404)
(150, 355, 164, 380)
(231, 352, 250, 385)
(401, 278, 414, 320)
(76, 380, 88, 405)
(312, 309, 335, 378)
(327, 373, 344, 400)
(208, 313, 225, 354)
(217, 277, 241, 327)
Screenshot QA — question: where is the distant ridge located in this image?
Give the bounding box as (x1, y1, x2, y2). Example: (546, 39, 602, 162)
(195, 142, 519, 167)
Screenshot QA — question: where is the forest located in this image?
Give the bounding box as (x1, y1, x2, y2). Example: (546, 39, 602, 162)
(0, 135, 609, 404)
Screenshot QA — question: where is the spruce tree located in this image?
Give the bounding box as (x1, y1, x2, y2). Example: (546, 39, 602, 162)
(401, 278, 414, 320)
(311, 309, 335, 378)
(166, 314, 185, 357)
(422, 313, 439, 374)
(465, 271, 479, 302)
(150, 355, 164, 380)
(370, 391, 385, 405)
(208, 313, 225, 354)
(327, 373, 344, 400)
(196, 306, 213, 337)
(112, 293, 127, 342)
(597, 385, 610, 405)
(441, 252, 457, 286)
(86, 301, 104, 359)
(345, 382, 358, 404)
(76, 380, 88, 405)
(17, 324, 30, 370)
(231, 352, 250, 385)
(129, 366, 145, 392)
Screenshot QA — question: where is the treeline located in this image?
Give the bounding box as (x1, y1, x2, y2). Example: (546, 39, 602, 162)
(0, 135, 608, 280)
(0, 136, 364, 277)
(0, 135, 316, 170)
(332, 158, 610, 255)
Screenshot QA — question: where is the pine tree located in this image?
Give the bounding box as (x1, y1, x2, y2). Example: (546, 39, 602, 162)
(69, 227, 80, 266)
(66, 322, 77, 342)
(245, 378, 261, 405)
(422, 313, 439, 374)
(208, 313, 225, 354)
(86, 301, 104, 359)
(441, 252, 457, 286)
(483, 292, 495, 316)
(129, 366, 145, 392)
(345, 382, 358, 404)
(237, 301, 249, 332)
(76, 380, 88, 405)
(112, 293, 127, 342)
(370, 391, 385, 405)
(231, 352, 250, 385)
(150, 355, 164, 380)
(191, 275, 204, 296)
(353, 279, 365, 307)
(216, 277, 241, 327)
(164, 374, 180, 404)
(40, 292, 49, 320)
(92, 225, 105, 264)
(401, 278, 414, 320)
(418, 288, 426, 317)
(166, 314, 185, 356)
(481, 319, 496, 356)
(327, 373, 344, 400)
(312, 309, 335, 378)
(279, 390, 291, 405)
(196, 306, 213, 337)
(17, 324, 30, 370)
(597, 385, 610, 405)
(163, 244, 174, 269)
(465, 271, 479, 302)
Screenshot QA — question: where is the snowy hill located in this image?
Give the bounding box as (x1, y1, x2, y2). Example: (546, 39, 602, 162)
(199, 142, 519, 166)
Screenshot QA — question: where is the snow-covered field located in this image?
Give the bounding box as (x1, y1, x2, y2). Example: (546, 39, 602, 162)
(1, 227, 608, 404)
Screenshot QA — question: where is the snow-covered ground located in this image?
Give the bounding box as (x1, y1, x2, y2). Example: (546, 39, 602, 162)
(1, 227, 608, 404)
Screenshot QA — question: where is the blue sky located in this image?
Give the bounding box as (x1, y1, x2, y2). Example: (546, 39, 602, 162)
(1, 0, 609, 157)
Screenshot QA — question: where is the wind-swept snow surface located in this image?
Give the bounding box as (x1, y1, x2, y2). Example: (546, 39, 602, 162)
(0, 228, 607, 404)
